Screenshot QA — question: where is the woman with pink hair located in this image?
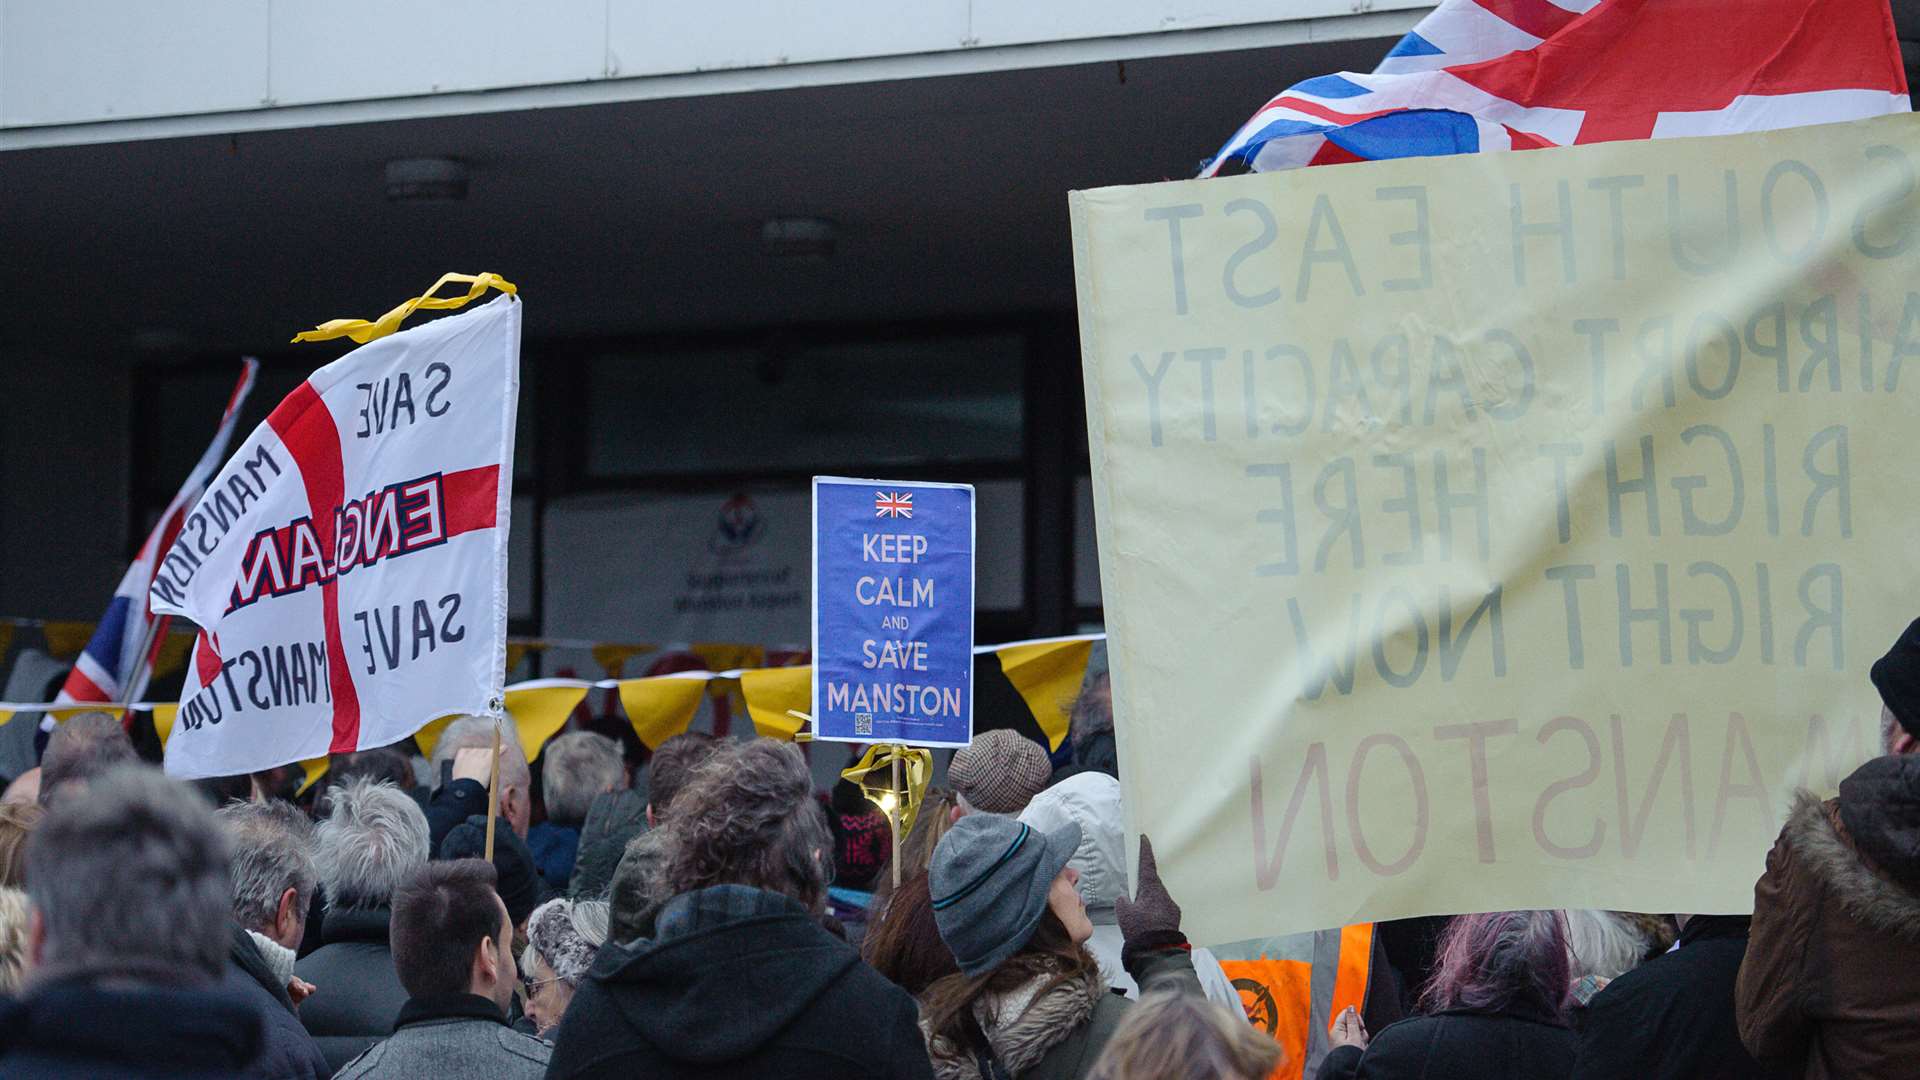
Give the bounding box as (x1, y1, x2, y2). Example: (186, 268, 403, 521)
(1316, 911, 1577, 1080)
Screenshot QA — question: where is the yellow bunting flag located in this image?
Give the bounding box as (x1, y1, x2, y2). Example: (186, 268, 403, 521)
(151, 630, 197, 680)
(617, 677, 707, 750)
(0, 711, 11, 729)
(996, 638, 1096, 751)
(590, 644, 655, 679)
(152, 704, 179, 747)
(741, 666, 811, 740)
(692, 643, 766, 674)
(291, 272, 518, 345)
(40, 621, 96, 661)
(504, 682, 590, 762)
(505, 642, 543, 674)
(297, 757, 329, 796)
(414, 714, 458, 760)
(48, 705, 125, 726)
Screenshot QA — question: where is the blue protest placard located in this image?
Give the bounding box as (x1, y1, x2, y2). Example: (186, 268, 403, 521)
(812, 476, 975, 747)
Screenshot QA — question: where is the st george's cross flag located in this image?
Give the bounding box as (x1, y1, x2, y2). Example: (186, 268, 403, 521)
(1201, 0, 1909, 175)
(150, 295, 520, 778)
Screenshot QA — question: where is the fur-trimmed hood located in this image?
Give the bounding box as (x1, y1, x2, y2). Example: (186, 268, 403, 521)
(923, 966, 1105, 1080)
(1786, 767, 1920, 940)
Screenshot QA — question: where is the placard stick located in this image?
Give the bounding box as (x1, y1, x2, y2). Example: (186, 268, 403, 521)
(890, 747, 903, 889)
(483, 721, 502, 862)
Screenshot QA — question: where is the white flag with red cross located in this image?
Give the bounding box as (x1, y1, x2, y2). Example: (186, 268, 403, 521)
(150, 295, 520, 778)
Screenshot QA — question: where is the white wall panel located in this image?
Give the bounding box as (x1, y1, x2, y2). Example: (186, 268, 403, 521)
(1, 0, 268, 126)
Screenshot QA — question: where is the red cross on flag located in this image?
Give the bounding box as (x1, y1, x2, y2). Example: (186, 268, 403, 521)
(150, 294, 520, 778)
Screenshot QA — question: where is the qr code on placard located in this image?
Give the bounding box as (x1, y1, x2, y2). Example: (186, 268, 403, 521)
(855, 713, 873, 735)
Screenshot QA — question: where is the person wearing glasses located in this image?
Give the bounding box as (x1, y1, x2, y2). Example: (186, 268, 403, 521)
(519, 897, 610, 1037)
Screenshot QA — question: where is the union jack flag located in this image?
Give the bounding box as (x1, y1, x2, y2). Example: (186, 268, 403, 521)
(1202, 0, 1909, 176)
(50, 359, 258, 721)
(874, 491, 914, 519)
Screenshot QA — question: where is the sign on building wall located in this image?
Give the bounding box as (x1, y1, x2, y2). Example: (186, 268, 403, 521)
(1073, 114, 1920, 942)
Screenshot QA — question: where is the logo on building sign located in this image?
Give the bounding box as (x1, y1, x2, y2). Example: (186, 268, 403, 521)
(709, 494, 764, 555)
(874, 491, 914, 519)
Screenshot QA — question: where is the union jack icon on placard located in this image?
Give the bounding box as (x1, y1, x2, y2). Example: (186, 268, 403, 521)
(874, 491, 914, 518)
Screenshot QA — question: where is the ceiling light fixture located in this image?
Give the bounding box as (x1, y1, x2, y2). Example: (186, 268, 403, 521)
(385, 157, 469, 201)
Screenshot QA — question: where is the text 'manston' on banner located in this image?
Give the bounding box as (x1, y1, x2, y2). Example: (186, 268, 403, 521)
(1072, 114, 1920, 942)
(151, 296, 521, 778)
(812, 477, 975, 747)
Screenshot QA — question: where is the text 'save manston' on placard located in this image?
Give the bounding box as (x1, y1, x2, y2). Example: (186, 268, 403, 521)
(1072, 113, 1920, 943)
(813, 477, 976, 747)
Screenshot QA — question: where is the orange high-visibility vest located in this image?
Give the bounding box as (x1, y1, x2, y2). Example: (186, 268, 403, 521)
(1215, 923, 1374, 1080)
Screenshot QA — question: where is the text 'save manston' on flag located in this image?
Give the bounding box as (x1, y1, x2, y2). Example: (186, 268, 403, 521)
(151, 295, 521, 779)
(1073, 114, 1920, 943)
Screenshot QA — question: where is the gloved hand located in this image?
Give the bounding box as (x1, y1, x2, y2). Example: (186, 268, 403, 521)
(1115, 835, 1183, 943)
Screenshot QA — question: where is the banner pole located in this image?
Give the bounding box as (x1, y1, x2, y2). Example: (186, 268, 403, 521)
(483, 721, 502, 862)
(890, 746, 903, 890)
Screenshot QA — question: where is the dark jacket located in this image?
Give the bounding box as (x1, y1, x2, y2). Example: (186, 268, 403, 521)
(1572, 915, 1783, 1080)
(425, 778, 490, 858)
(1738, 755, 1920, 1080)
(293, 907, 409, 1074)
(567, 789, 648, 900)
(543, 884, 933, 1080)
(528, 821, 582, 893)
(1317, 1000, 1576, 1080)
(0, 977, 265, 1078)
(226, 928, 331, 1080)
(336, 993, 551, 1079)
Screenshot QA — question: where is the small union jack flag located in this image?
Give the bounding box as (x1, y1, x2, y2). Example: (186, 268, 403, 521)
(874, 491, 914, 519)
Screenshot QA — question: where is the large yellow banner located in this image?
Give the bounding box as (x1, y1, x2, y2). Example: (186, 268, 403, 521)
(1072, 114, 1920, 943)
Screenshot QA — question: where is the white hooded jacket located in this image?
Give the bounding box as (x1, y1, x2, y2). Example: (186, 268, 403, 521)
(1018, 772, 1241, 1008)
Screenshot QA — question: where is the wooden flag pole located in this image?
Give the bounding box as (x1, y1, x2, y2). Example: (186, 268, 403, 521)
(483, 721, 502, 862)
(890, 747, 903, 889)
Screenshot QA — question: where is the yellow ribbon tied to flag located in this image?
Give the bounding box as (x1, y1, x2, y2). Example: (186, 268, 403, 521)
(292, 272, 518, 345)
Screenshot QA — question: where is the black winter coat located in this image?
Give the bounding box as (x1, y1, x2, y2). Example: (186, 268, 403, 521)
(1572, 916, 1785, 1080)
(293, 907, 409, 1074)
(1317, 1001, 1576, 1080)
(226, 927, 331, 1080)
(0, 977, 264, 1078)
(543, 884, 933, 1080)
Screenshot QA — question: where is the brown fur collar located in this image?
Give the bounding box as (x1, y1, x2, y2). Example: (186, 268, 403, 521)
(1785, 790, 1920, 941)
(923, 966, 1104, 1080)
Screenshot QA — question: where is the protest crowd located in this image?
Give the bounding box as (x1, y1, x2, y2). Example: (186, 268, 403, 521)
(0, 614, 1906, 1078)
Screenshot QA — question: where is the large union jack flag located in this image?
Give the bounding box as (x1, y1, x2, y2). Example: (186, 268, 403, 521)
(1202, 0, 1909, 176)
(50, 359, 257, 718)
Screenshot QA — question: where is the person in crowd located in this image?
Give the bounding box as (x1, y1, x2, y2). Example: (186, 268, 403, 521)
(641, 729, 719, 827)
(947, 728, 1052, 819)
(0, 886, 29, 993)
(2, 767, 39, 806)
(862, 871, 960, 996)
(320, 748, 419, 811)
(0, 765, 265, 1076)
(1087, 990, 1283, 1080)
(441, 811, 550, 937)
(1062, 670, 1117, 780)
(1563, 909, 1651, 990)
(0, 801, 43, 886)
(426, 717, 532, 854)
(605, 826, 674, 943)
(1318, 910, 1576, 1080)
(531, 732, 626, 892)
(1737, 616, 1920, 1079)
(335, 860, 551, 1079)
(1018, 771, 1240, 1006)
(216, 800, 331, 1080)
(37, 709, 136, 807)
(1572, 915, 1781, 1080)
(823, 776, 891, 941)
(872, 787, 959, 910)
(519, 896, 610, 1037)
(546, 737, 933, 1079)
(567, 785, 647, 901)
(296, 778, 431, 1073)
(920, 819, 1200, 1079)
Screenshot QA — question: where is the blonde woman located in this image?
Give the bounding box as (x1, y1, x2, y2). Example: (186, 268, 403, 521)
(0, 887, 27, 993)
(1088, 991, 1282, 1080)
